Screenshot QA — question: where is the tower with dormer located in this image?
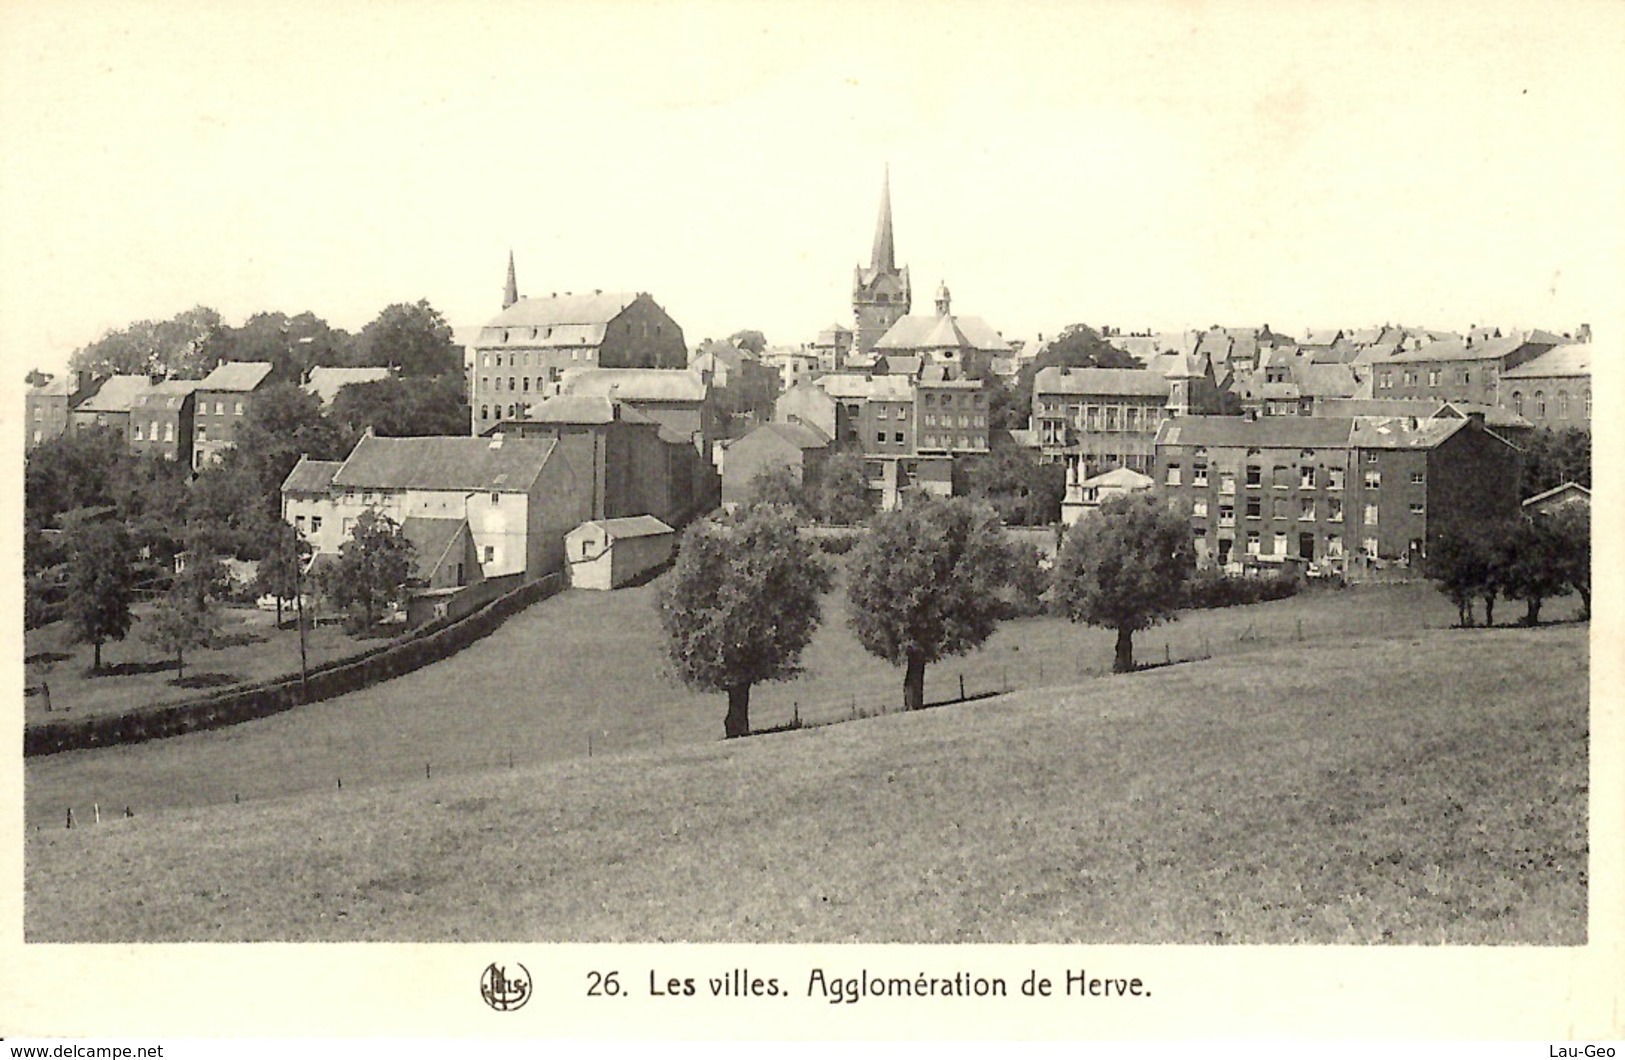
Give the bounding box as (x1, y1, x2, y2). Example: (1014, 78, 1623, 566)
(852, 169, 911, 354)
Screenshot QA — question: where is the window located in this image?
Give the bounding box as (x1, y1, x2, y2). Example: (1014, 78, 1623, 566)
(1245, 497, 1261, 519)
(481, 377, 489, 392)
(924, 393, 935, 406)
(1328, 497, 1343, 522)
(490, 492, 500, 505)
(1327, 534, 1343, 557)
(1219, 472, 1236, 495)
(1245, 465, 1261, 487)
(1410, 470, 1424, 485)
(484, 545, 495, 563)
(1273, 497, 1288, 520)
(509, 377, 516, 391)
(164, 423, 173, 442)
(582, 539, 591, 558)
(197, 426, 207, 442)
(343, 517, 356, 536)
(1245, 531, 1261, 555)
(522, 377, 529, 392)
(1300, 466, 1315, 489)
(1192, 461, 1208, 487)
(1512, 391, 1524, 416)
(1363, 503, 1379, 526)
(133, 422, 144, 440)
(311, 516, 322, 532)
(1557, 391, 1568, 419)
(1273, 531, 1288, 556)
(876, 406, 888, 420)
(894, 432, 904, 444)
(1219, 504, 1236, 527)
(294, 515, 306, 530)
(1402, 371, 1415, 387)
(1379, 371, 1392, 390)
(1409, 502, 1425, 515)
(1166, 465, 1182, 486)
(876, 433, 886, 444)
(1193, 498, 1208, 518)
(1362, 536, 1379, 557)
(235, 401, 244, 415)
(1364, 470, 1381, 489)
(1273, 464, 1290, 488)
(1327, 467, 1344, 490)
(481, 405, 489, 420)
(1125, 407, 1140, 432)
(215, 401, 225, 415)
(1428, 368, 1439, 386)
(1459, 369, 1470, 386)
(1366, 451, 1379, 464)
(972, 436, 985, 449)
(1300, 498, 1316, 521)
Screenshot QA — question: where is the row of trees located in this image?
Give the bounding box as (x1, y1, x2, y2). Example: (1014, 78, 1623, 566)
(1426, 507, 1590, 627)
(62, 301, 464, 385)
(658, 492, 1196, 738)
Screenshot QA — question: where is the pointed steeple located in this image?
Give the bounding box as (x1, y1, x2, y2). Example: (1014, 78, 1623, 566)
(502, 250, 519, 309)
(870, 166, 895, 274)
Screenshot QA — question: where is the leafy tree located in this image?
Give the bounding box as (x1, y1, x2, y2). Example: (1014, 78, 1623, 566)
(999, 539, 1052, 618)
(961, 445, 1065, 526)
(142, 555, 227, 682)
(354, 299, 461, 378)
(25, 426, 128, 532)
(329, 374, 469, 438)
(815, 450, 874, 526)
(212, 310, 355, 383)
(725, 329, 768, 355)
(319, 510, 416, 631)
(846, 497, 1012, 711)
(1494, 515, 1570, 626)
(63, 518, 138, 671)
(1053, 493, 1195, 673)
(187, 454, 275, 559)
(255, 521, 312, 627)
(231, 382, 347, 500)
(1004, 323, 1144, 431)
(1545, 503, 1591, 619)
(743, 464, 808, 517)
(657, 506, 832, 738)
(109, 451, 192, 565)
(1519, 427, 1591, 498)
(1425, 526, 1493, 627)
(69, 306, 228, 379)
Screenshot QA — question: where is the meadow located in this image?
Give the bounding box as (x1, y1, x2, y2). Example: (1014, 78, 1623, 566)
(24, 618, 1588, 944)
(21, 577, 1542, 828)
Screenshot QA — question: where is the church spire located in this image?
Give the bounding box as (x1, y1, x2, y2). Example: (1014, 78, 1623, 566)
(502, 250, 519, 309)
(870, 166, 895, 274)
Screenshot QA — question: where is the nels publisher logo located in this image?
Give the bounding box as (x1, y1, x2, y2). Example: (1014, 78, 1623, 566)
(480, 961, 533, 1012)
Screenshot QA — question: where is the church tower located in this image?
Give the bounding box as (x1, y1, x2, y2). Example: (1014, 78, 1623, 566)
(852, 168, 911, 354)
(502, 250, 519, 309)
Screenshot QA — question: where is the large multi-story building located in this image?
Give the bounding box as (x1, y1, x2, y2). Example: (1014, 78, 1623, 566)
(1154, 413, 1522, 568)
(192, 360, 275, 469)
(1499, 342, 1592, 432)
(70, 374, 151, 439)
(468, 283, 687, 436)
(128, 380, 198, 462)
(24, 372, 95, 449)
(870, 281, 1011, 380)
(1373, 331, 1562, 407)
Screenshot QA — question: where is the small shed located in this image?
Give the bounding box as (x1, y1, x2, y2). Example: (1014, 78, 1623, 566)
(566, 515, 676, 590)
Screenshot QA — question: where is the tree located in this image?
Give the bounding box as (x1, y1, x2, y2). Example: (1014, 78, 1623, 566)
(255, 521, 312, 627)
(1053, 493, 1195, 673)
(231, 382, 347, 501)
(25, 426, 128, 532)
(329, 374, 469, 438)
(725, 329, 767, 355)
(1545, 503, 1591, 619)
(63, 518, 137, 671)
(1003, 323, 1144, 433)
(142, 555, 226, 682)
(657, 506, 831, 738)
(743, 465, 808, 517)
(69, 306, 228, 380)
(814, 451, 874, 526)
(1519, 427, 1590, 498)
(212, 310, 355, 383)
(1425, 526, 1492, 627)
(109, 450, 192, 565)
(187, 454, 275, 559)
(319, 510, 416, 630)
(354, 300, 461, 378)
(846, 497, 1012, 711)
(960, 445, 1065, 526)
(1494, 515, 1570, 626)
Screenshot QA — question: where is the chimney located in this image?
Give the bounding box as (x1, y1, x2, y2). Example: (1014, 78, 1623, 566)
(1466, 411, 1485, 428)
(1579, 323, 1592, 343)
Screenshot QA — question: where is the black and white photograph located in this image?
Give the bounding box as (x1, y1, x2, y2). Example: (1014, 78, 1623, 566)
(4, 0, 1620, 1045)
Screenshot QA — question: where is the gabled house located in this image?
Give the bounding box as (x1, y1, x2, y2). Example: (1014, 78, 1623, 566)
(720, 421, 831, 509)
(128, 380, 199, 462)
(70, 374, 150, 438)
(192, 360, 275, 469)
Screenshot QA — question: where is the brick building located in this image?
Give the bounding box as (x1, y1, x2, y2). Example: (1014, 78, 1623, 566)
(192, 360, 274, 468)
(128, 380, 198, 462)
(1500, 342, 1592, 432)
(1154, 413, 1522, 569)
(1373, 331, 1561, 407)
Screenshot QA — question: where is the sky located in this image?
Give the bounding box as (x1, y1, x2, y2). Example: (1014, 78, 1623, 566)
(2, 0, 1623, 376)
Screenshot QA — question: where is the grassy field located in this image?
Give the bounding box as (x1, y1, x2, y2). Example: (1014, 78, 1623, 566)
(24, 620, 1588, 943)
(23, 578, 1552, 828)
(24, 604, 382, 722)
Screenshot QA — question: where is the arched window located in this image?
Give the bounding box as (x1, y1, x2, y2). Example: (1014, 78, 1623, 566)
(1557, 391, 1568, 418)
(1533, 391, 1546, 418)
(1511, 391, 1522, 416)
(481, 405, 489, 420)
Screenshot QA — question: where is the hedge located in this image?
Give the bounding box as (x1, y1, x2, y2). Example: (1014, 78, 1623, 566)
(24, 573, 564, 757)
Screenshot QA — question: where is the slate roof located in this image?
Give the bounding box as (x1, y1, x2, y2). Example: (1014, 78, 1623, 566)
(304, 366, 393, 405)
(1500, 343, 1592, 378)
(522, 395, 660, 426)
(1081, 466, 1154, 490)
(29, 375, 74, 397)
(1522, 481, 1590, 509)
(1313, 399, 1530, 430)
(586, 515, 676, 540)
(481, 291, 638, 332)
(1155, 416, 1358, 449)
(1034, 366, 1170, 398)
(558, 368, 707, 403)
(130, 379, 199, 411)
(281, 458, 343, 494)
(400, 517, 469, 581)
(74, 375, 151, 413)
(874, 312, 1009, 352)
(1348, 416, 1469, 449)
(815, 374, 914, 401)
(1296, 363, 1359, 398)
(747, 421, 830, 450)
(196, 360, 274, 392)
(1388, 333, 1557, 364)
(331, 434, 559, 492)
